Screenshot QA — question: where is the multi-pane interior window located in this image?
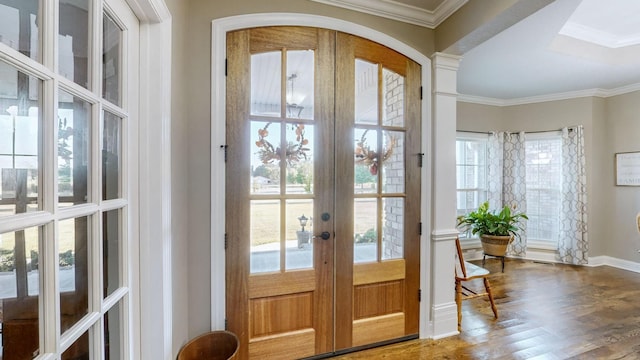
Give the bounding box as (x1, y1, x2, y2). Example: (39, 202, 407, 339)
(0, 0, 133, 358)
(456, 133, 488, 238)
(525, 133, 562, 243)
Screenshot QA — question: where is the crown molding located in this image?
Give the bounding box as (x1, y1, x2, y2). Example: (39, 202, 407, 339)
(310, 0, 467, 29)
(458, 82, 640, 106)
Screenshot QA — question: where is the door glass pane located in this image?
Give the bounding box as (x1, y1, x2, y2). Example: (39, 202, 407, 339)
(285, 199, 313, 270)
(286, 50, 314, 120)
(0, 0, 39, 61)
(0, 226, 41, 359)
(382, 68, 404, 127)
(382, 131, 404, 194)
(103, 13, 122, 105)
(355, 59, 377, 125)
(58, 90, 90, 207)
(251, 121, 281, 194)
(286, 123, 313, 194)
(103, 111, 121, 200)
(354, 198, 377, 263)
(59, 216, 89, 334)
(104, 300, 122, 360)
(382, 197, 404, 260)
(251, 51, 281, 117)
(0, 60, 41, 217)
(103, 209, 120, 298)
(354, 128, 378, 194)
(61, 330, 90, 360)
(250, 200, 280, 273)
(59, 0, 90, 88)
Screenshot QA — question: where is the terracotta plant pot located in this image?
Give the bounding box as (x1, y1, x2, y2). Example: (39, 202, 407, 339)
(480, 234, 513, 257)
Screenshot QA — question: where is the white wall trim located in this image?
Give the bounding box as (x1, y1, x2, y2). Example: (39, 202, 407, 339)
(588, 256, 640, 273)
(458, 82, 640, 106)
(309, 0, 467, 29)
(125, 0, 172, 359)
(211, 12, 433, 337)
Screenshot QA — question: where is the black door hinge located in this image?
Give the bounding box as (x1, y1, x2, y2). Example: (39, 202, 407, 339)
(225, 318, 228, 330)
(224, 233, 228, 250)
(419, 222, 422, 236)
(418, 289, 422, 302)
(420, 86, 423, 100)
(417, 153, 424, 168)
(220, 145, 228, 162)
(225, 58, 228, 76)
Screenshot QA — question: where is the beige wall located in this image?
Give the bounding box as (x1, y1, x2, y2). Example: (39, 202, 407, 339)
(183, 0, 436, 339)
(457, 94, 640, 261)
(604, 91, 640, 261)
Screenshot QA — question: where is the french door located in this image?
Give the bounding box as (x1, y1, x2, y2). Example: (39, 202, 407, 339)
(226, 26, 421, 359)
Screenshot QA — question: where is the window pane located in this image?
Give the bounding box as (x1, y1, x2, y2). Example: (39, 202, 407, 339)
(61, 330, 90, 360)
(250, 200, 280, 273)
(382, 68, 404, 127)
(59, 216, 89, 334)
(354, 128, 378, 194)
(104, 300, 122, 360)
(382, 131, 404, 194)
(355, 59, 377, 125)
(285, 199, 313, 270)
(103, 111, 122, 200)
(285, 123, 313, 194)
(59, 0, 90, 88)
(382, 197, 403, 260)
(525, 137, 562, 242)
(103, 13, 122, 105)
(286, 50, 314, 120)
(0, 1, 39, 61)
(251, 52, 281, 117)
(103, 209, 120, 298)
(0, 60, 42, 217)
(0, 226, 41, 359)
(58, 90, 90, 207)
(251, 121, 281, 194)
(354, 198, 377, 263)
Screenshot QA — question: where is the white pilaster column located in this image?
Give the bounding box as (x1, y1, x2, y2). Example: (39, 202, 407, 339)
(430, 52, 461, 338)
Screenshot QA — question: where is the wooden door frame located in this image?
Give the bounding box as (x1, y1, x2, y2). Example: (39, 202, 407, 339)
(211, 13, 434, 339)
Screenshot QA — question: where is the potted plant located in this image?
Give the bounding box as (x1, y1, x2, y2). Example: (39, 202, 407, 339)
(456, 201, 528, 257)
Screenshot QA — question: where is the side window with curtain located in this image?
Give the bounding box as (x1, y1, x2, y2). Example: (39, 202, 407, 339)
(524, 132, 563, 245)
(456, 133, 489, 239)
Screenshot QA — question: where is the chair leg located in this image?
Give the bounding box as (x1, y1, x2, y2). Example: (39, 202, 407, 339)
(455, 280, 462, 331)
(483, 278, 498, 319)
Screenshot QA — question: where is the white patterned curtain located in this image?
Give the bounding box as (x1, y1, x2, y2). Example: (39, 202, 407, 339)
(503, 132, 527, 256)
(486, 132, 527, 256)
(486, 132, 504, 209)
(557, 126, 588, 264)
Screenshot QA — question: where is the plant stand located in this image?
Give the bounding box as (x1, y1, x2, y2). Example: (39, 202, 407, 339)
(482, 253, 506, 272)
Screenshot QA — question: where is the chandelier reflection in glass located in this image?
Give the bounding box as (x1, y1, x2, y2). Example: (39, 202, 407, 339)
(286, 73, 305, 118)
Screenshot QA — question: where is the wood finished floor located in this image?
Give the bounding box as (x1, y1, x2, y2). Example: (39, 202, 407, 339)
(331, 259, 640, 359)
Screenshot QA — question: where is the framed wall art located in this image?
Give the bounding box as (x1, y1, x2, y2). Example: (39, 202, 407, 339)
(615, 151, 640, 186)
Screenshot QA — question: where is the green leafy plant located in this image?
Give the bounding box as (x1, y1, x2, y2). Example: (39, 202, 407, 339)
(456, 201, 528, 239)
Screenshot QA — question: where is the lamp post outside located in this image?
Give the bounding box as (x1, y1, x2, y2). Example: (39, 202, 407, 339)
(297, 214, 311, 248)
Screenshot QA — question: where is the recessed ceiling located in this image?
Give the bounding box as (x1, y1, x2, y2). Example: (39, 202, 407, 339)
(458, 0, 640, 102)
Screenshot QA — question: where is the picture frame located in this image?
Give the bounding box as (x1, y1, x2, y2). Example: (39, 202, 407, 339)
(615, 151, 640, 186)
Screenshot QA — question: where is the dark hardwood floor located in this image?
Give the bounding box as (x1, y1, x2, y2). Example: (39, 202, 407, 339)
(332, 259, 640, 359)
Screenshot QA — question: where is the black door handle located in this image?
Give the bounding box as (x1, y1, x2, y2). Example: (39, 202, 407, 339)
(314, 231, 331, 240)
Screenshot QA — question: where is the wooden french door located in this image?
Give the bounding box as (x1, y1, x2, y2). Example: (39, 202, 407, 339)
(226, 27, 421, 359)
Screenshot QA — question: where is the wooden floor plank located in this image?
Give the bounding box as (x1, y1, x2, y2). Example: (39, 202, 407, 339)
(331, 259, 640, 359)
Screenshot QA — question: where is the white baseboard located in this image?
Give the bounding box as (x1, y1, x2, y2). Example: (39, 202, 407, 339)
(430, 302, 459, 339)
(587, 255, 640, 273)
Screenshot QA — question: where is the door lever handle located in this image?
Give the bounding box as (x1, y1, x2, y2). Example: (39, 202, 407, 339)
(314, 231, 331, 240)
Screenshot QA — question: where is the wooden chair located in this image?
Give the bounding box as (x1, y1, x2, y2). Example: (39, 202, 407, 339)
(455, 237, 498, 331)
